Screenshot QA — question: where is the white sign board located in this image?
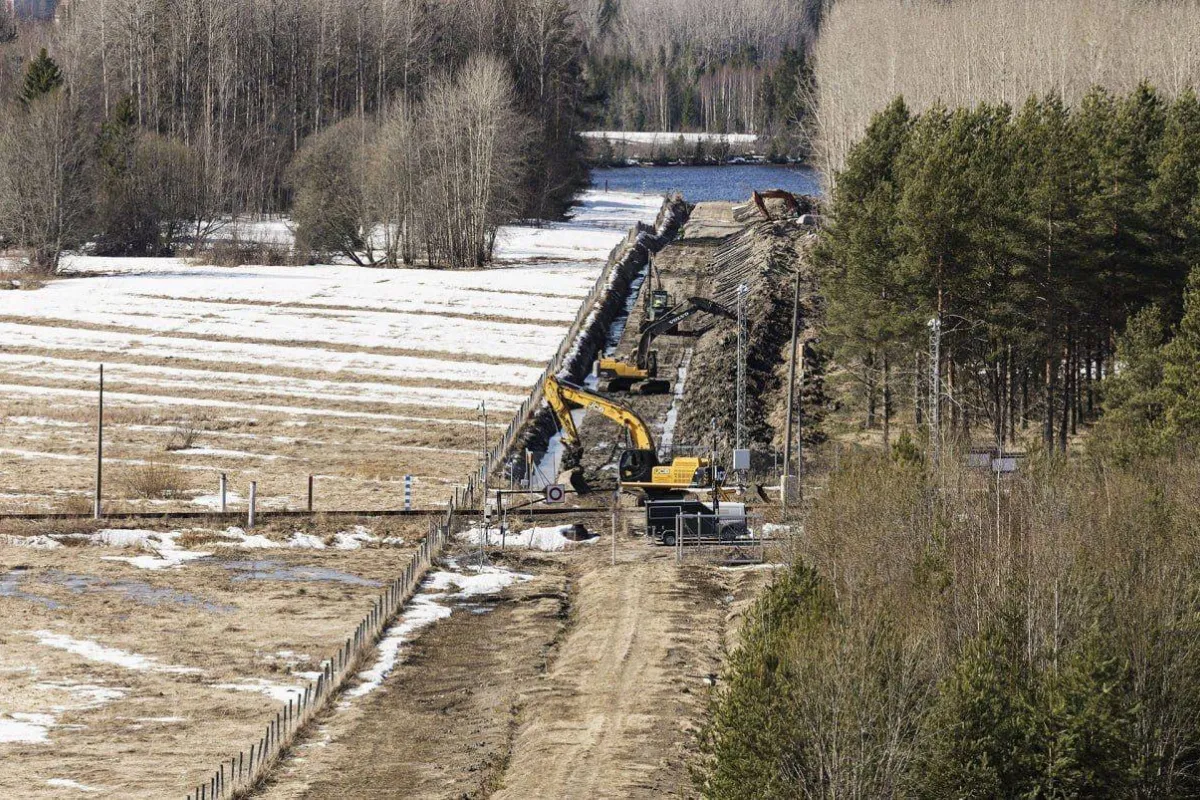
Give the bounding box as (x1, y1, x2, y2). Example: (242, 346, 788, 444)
(545, 484, 566, 504)
(732, 449, 751, 471)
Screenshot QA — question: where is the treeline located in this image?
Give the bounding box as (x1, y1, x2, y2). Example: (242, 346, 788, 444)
(572, 0, 820, 153)
(813, 0, 1200, 176)
(0, 0, 587, 271)
(699, 448, 1200, 797)
(818, 85, 1200, 454)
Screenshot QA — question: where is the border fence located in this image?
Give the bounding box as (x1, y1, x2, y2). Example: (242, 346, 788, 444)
(184, 493, 468, 800)
(178, 205, 688, 798)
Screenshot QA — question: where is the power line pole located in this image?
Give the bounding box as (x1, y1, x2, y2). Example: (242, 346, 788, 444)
(735, 283, 748, 453)
(479, 401, 489, 568)
(929, 317, 942, 468)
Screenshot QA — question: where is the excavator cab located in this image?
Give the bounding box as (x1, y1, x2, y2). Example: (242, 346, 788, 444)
(645, 290, 672, 324)
(618, 449, 659, 484)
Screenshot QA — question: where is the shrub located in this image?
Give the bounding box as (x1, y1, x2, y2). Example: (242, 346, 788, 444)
(120, 462, 188, 499)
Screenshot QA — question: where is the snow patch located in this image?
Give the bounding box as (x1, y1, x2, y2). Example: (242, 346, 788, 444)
(345, 563, 533, 699)
(459, 525, 595, 552)
(0, 534, 63, 550)
(191, 491, 243, 509)
(46, 778, 102, 793)
(213, 678, 304, 703)
(30, 631, 201, 674)
(0, 713, 53, 744)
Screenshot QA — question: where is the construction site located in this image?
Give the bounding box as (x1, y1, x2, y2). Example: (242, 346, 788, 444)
(0, 187, 822, 799)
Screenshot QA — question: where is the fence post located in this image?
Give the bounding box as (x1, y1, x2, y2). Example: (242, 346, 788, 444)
(247, 481, 257, 528)
(307, 474, 313, 512)
(219, 473, 226, 514)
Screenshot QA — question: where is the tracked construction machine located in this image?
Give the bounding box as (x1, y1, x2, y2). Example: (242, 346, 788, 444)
(543, 375, 718, 498)
(594, 296, 734, 394)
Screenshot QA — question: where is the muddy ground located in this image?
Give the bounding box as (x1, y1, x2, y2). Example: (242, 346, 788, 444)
(254, 524, 775, 800)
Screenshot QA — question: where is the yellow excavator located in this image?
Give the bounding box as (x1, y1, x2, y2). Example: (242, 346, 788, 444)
(543, 375, 717, 497)
(595, 296, 734, 394)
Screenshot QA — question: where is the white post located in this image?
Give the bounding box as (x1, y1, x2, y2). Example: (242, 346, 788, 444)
(404, 474, 412, 512)
(94, 364, 104, 519)
(248, 481, 257, 528)
(611, 491, 618, 566)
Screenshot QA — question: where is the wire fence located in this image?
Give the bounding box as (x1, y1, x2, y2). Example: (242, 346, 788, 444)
(477, 198, 690, 489)
(184, 485, 474, 800)
(182, 204, 687, 798)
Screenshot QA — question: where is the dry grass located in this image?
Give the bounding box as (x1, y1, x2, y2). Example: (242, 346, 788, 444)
(164, 422, 200, 452)
(0, 521, 424, 798)
(119, 461, 190, 499)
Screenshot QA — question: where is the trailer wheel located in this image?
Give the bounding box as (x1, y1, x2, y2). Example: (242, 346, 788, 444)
(662, 532, 676, 547)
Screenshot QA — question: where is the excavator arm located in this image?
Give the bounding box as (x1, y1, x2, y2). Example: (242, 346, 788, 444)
(634, 296, 735, 369)
(544, 375, 657, 452)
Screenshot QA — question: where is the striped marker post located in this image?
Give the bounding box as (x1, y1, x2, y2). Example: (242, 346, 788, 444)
(404, 475, 412, 511)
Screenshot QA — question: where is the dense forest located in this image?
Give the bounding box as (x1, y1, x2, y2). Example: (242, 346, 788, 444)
(819, 85, 1200, 456)
(572, 0, 821, 153)
(698, 0, 1200, 788)
(0, 0, 588, 271)
(813, 0, 1200, 176)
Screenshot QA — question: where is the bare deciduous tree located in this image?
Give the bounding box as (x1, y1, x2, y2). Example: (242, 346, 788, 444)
(0, 91, 92, 272)
(813, 0, 1200, 178)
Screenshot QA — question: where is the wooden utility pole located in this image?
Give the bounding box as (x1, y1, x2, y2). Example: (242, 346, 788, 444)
(94, 364, 104, 519)
(781, 267, 802, 510)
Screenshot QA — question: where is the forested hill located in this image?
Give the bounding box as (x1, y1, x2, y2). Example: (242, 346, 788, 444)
(572, 0, 823, 156)
(0, 0, 587, 220)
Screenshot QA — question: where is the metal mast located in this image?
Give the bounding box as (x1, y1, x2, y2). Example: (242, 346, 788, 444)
(735, 283, 749, 452)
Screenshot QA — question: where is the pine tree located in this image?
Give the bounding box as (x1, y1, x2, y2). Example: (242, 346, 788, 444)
(1161, 268, 1200, 441)
(919, 617, 1040, 798)
(19, 48, 65, 107)
(819, 98, 915, 437)
(696, 565, 829, 800)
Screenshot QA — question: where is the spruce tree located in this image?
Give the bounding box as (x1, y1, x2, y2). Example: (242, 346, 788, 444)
(19, 48, 64, 107)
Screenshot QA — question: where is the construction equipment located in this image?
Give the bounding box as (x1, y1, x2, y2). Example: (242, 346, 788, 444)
(641, 258, 673, 328)
(645, 288, 673, 325)
(595, 296, 734, 394)
(543, 375, 716, 497)
(733, 189, 811, 223)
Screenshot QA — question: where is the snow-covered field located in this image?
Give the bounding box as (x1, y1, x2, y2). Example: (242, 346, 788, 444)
(0, 190, 662, 512)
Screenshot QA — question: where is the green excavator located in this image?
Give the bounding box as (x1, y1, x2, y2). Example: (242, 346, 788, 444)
(594, 296, 734, 394)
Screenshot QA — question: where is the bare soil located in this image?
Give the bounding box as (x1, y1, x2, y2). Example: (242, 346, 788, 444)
(257, 550, 570, 800)
(252, 524, 774, 800)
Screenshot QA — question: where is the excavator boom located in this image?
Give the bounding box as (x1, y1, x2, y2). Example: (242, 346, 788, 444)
(544, 375, 657, 451)
(634, 296, 734, 369)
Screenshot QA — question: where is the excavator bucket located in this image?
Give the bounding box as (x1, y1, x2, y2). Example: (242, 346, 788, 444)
(557, 467, 591, 495)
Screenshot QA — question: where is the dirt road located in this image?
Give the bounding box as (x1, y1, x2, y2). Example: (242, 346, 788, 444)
(257, 553, 570, 800)
(253, 531, 770, 800)
(491, 545, 733, 799)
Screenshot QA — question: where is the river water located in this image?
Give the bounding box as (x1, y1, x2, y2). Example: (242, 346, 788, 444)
(589, 164, 823, 202)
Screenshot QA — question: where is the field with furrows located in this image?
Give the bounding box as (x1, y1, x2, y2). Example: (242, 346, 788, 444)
(0, 191, 662, 514)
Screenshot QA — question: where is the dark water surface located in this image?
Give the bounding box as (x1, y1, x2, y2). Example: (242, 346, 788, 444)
(590, 164, 823, 203)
